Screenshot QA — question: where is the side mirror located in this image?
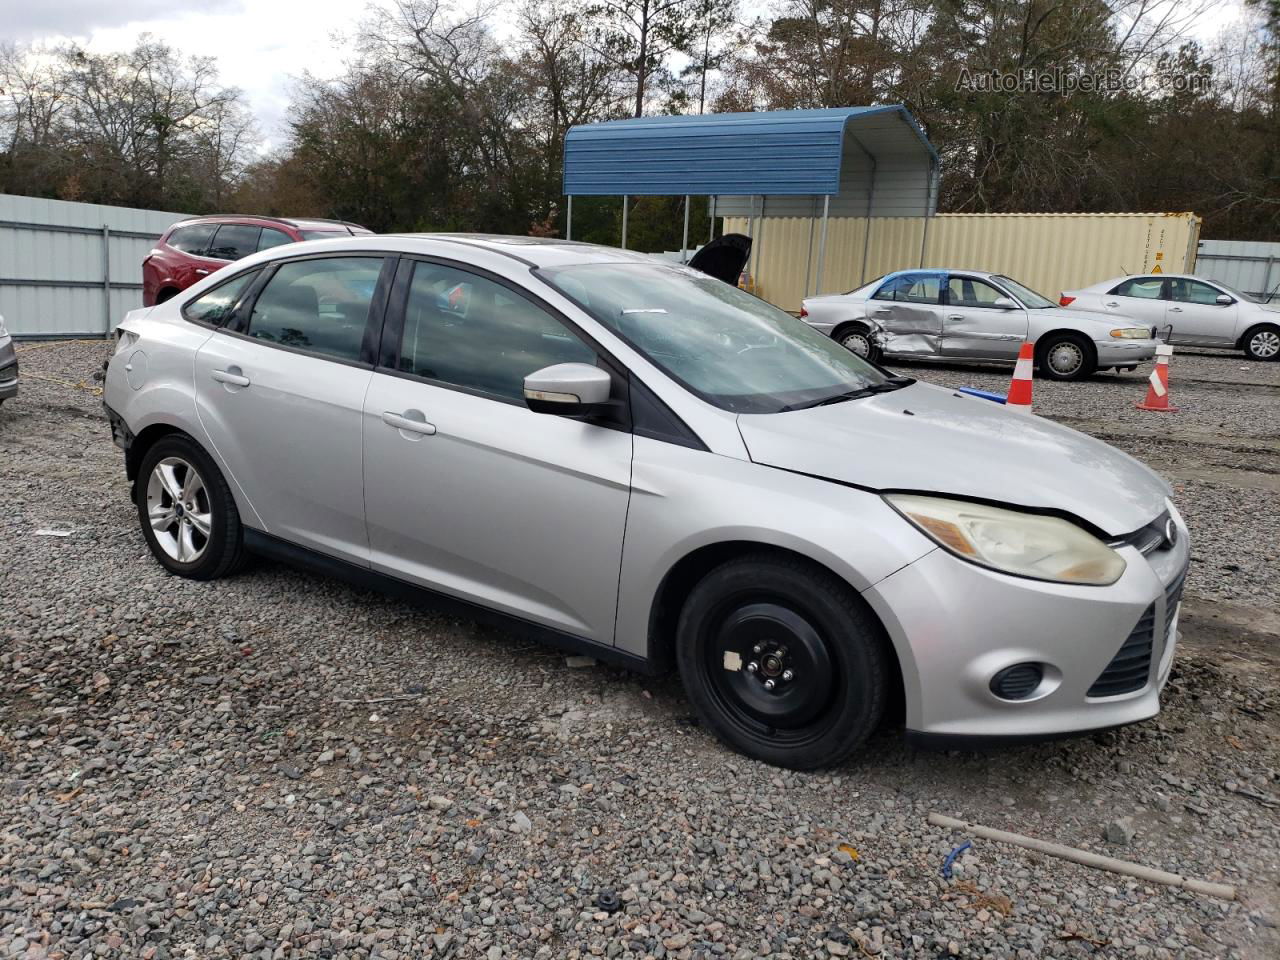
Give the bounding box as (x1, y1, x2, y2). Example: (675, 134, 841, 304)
(992, 297, 1019, 310)
(1216, 293, 1233, 306)
(524, 362, 612, 416)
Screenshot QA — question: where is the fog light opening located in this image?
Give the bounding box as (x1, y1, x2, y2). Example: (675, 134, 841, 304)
(989, 663, 1045, 701)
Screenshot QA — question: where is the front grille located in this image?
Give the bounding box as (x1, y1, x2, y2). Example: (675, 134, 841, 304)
(1089, 604, 1155, 697)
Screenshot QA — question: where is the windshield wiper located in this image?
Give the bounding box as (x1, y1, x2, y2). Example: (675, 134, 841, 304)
(779, 376, 915, 412)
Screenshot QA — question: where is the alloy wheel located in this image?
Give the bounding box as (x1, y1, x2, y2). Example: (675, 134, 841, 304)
(1249, 329, 1280, 359)
(146, 456, 212, 563)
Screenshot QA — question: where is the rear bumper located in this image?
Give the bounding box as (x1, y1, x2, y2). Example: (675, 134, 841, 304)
(864, 512, 1189, 743)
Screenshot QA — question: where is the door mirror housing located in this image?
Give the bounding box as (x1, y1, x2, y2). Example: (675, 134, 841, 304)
(524, 363, 612, 416)
(992, 296, 1019, 310)
(1216, 293, 1233, 306)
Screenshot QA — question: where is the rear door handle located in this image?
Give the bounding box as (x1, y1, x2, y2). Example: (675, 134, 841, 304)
(211, 368, 250, 387)
(871, 306, 891, 314)
(1104, 300, 1120, 307)
(1169, 306, 1183, 313)
(195, 269, 210, 276)
(946, 314, 965, 322)
(382, 410, 437, 436)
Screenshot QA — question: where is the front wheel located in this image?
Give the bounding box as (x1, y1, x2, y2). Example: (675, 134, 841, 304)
(676, 554, 889, 769)
(135, 434, 245, 580)
(1037, 333, 1096, 381)
(1243, 325, 1280, 362)
(837, 326, 882, 363)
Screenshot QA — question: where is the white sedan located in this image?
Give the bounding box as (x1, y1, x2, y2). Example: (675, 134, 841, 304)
(1060, 273, 1280, 361)
(800, 269, 1156, 381)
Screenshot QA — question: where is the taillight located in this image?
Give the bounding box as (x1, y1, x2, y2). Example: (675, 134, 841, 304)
(1059, 295, 1075, 306)
(799, 306, 809, 318)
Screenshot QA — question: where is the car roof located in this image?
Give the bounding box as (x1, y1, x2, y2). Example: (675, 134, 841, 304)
(381, 233, 666, 268)
(169, 215, 367, 232)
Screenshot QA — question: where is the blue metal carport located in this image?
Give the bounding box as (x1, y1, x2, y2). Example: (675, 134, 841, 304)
(562, 106, 939, 294)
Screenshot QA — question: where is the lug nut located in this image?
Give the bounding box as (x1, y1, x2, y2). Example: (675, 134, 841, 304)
(763, 678, 776, 691)
(782, 669, 794, 682)
(752, 643, 763, 654)
(746, 661, 758, 674)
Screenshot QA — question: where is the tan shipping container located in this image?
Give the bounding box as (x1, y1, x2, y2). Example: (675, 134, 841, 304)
(722, 212, 1201, 312)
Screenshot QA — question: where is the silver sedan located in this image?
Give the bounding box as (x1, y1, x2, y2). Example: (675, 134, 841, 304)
(801, 269, 1157, 380)
(104, 236, 1186, 768)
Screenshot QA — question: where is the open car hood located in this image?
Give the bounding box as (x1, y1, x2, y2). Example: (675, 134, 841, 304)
(687, 233, 752, 285)
(737, 382, 1171, 536)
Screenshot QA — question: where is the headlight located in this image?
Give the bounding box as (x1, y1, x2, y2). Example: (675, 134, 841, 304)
(885, 494, 1127, 585)
(1109, 327, 1150, 339)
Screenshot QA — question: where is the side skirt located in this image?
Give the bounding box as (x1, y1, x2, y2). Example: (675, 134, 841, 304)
(242, 529, 660, 676)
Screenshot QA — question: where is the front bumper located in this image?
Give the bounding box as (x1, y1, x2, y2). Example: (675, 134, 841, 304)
(0, 336, 18, 401)
(1095, 338, 1157, 366)
(863, 512, 1189, 743)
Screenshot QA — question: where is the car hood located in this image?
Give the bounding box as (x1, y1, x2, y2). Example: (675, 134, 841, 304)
(687, 233, 752, 285)
(1028, 306, 1142, 332)
(737, 382, 1171, 536)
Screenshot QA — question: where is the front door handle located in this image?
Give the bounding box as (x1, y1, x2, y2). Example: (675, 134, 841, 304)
(382, 410, 437, 436)
(1104, 300, 1120, 307)
(195, 269, 210, 276)
(946, 314, 965, 322)
(1169, 306, 1183, 313)
(211, 367, 250, 387)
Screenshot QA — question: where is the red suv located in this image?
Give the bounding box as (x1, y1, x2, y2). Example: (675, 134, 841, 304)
(142, 215, 372, 306)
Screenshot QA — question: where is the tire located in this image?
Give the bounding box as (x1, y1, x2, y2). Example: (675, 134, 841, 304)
(135, 433, 245, 580)
(1242, 324, 1280, 362)
(835, 325, 881, 363)
(1037, 332, 1095, 381)
(675, 554, 889, 769)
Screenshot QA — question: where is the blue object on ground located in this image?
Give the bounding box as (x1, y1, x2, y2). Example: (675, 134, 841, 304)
(957, 387, 1007, 404)
(941, 840, 972, 878)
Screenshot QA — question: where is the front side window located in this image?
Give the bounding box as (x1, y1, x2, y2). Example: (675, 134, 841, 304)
(182, 270, 257, 326)
(873, 273, 941, 304)
(538, 262, 892, 414)
(208, 224, 263, 261)
(1112, 277, 1164, 299)
(1169, 278, 1227, 305)
(398, 261, 595, 401)
(947, 276, 1005, 308)
(246, 256, 383, 362)
(168, 223, 216, 255)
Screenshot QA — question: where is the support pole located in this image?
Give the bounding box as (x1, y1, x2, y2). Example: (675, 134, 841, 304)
(804, 197, 816, 299)
(621, 195, 629, 249)
(101, 225, 111, 334)
(681, 195, 690, 264)
(566, 196, 573, 241)
(708, 196, 716, 243)
(815, 195, 830, 295)
(919, 159, 937, 267)
(861, 160, 877, 285)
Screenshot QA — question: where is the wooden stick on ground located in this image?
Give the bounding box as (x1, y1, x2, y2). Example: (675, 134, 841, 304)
(928, 812, 1237, 901)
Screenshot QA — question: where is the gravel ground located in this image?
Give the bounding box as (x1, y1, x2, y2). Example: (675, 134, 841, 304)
(2, 340, 1278, 960)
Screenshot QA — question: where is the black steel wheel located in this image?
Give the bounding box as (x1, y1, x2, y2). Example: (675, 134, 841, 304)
(676, 554, 889, 769)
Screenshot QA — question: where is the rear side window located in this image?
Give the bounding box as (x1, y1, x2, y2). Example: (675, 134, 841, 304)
(168, 223, 216, 255)
(245, 256, 384, 362)
(873, 274, 941, 304)
(257, 227, 293, 251)
(398, 261, 595, 401)
(1111, 277, 1164, 299)
(182, 270, 258, 327)
(208, 224, 262, 261)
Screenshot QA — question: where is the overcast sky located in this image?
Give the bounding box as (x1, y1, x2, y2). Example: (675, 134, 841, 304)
(6, 1, 1247, 153)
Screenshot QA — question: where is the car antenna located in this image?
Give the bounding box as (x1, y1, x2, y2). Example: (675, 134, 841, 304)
(1265, 279, 1280, 303)
(1119, 264, 1130, 275)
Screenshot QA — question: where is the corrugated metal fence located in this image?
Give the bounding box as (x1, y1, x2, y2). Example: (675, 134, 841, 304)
(723, 212, 1201, 312)
(1194, 239, 1280, 300)
(0, 194, 186, 337)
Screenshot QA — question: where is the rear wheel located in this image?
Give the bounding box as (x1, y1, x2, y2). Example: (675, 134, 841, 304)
(1037, 332, 1096, 381)
(836, 325, 881, 363)
(136, 434, 245, 580)
(676, 554, 888, 769)
(1242, 325, 1280, 362)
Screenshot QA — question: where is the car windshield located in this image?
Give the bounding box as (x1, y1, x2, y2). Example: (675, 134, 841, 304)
(994, 275, 1057, 309)
(537, 262, 892, 414)
(1213, 280, 1262, 304)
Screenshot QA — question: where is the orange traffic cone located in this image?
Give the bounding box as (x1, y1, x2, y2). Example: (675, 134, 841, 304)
(1006, 341, 1034, 413)
(1136, 344, 1178, 412)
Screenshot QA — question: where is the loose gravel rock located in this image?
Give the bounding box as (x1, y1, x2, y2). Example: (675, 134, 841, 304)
(1, 340, 1278, 959)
